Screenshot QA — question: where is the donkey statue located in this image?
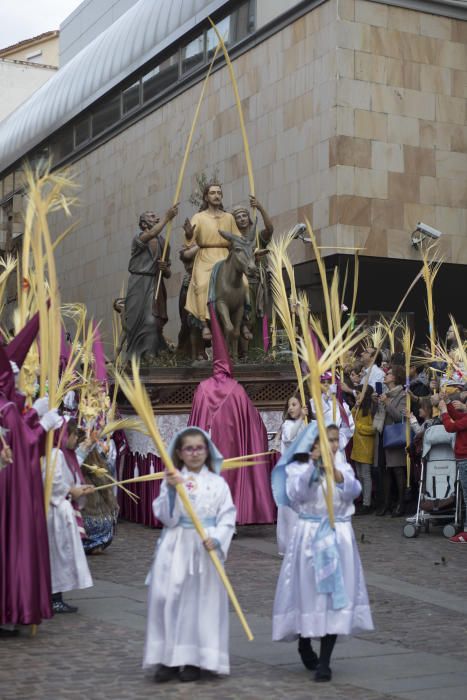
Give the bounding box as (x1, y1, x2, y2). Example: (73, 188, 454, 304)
(209, 227, 268, 360)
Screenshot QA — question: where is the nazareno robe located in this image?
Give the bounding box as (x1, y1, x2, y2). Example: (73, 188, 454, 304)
(124, 233, 169, 358)
(188, 303, 276, 524)
(44, 448, 93, 594)
(272, 457, 374, 641)
(0, 345, 52, 626)
(144, 467, 236, 673)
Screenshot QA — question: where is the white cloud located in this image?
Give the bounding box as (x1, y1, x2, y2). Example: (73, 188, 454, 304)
(0, 1, 82, 49)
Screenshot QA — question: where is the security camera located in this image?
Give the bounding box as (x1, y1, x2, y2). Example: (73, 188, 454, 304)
(291, 223, 309, 242)
(411, 222, 443, 248)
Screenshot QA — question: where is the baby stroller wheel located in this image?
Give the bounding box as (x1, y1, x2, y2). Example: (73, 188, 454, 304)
(443, 523, 457, 539)
(403, 523, 419, 538)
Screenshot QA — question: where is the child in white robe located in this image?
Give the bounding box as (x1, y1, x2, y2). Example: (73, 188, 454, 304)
(275, 395, 308, 556)
(144, 427, 236, 683)
(272, 423, 373, 682)
(45, 420, 95, 613)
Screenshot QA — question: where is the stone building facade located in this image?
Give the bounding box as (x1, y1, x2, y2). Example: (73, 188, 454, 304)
(0, 0, 466, 343)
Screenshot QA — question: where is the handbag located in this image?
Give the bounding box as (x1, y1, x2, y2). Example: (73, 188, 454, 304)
(383, 420, 407, 449)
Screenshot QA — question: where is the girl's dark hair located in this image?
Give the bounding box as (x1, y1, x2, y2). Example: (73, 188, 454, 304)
(419, 397, 433, 418)
(282, 389, 310, 420)
(67, 419, 79, 436)
(355, 384, 374, 416)
(390, 364, 406, 387)
(282, 393, 301, 421)
(172, 429, 212, 471)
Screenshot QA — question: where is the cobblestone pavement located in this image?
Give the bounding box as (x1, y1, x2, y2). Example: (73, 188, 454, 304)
(2, 515, 467, 700)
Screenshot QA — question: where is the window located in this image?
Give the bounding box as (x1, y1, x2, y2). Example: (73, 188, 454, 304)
(52, 130, 74, 161)
(142, 54, 178, 102)
(181, 33, 204, 75)
(122, 80, 140, 114)
(92, 94, 121, 137)
(75, 117, 90, 146)
(207, 16, 231, 57)
(207, 0, 254, 57)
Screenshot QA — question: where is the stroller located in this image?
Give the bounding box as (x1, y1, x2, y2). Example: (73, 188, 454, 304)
(403, 423, 462, 538)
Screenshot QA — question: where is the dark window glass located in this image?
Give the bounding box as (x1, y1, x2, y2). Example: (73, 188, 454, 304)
(75, 117, 90, 146)
(207, 0, 254, 58)
(142, 54, 179, 102)
(53, 130, 74, 161)
(92, 94, 121, 137)
(122, 80, 140, 114)
(181, 33, 204, 75)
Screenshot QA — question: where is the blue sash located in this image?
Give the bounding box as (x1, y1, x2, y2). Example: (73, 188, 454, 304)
(299, 514, 350, 610)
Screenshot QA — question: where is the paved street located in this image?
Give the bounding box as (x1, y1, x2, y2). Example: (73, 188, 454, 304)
(2, 515, 466, 700)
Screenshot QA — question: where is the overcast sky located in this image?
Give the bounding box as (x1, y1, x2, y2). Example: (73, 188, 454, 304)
(0, 0, 83, 49)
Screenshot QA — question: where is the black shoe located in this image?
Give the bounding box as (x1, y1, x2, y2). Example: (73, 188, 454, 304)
(154, 665, 179, 683)
(0, 628, 19, 638)
(314, 664, 332, 682)
(391, 505, 405, 518)
(376, 507, 390, 516)
(298, 638, 319, 670)
(179, 665, 201, 682)
(52, 601, 78, 614)
(356, 505, 372, 515)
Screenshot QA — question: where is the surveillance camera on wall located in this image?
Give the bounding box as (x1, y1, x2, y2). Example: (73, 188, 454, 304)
(411, 222, 443, 248)
(291, 223, 309, 242)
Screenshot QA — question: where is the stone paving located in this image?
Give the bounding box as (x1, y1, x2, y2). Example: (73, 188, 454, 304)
(2, 515, 467, 700)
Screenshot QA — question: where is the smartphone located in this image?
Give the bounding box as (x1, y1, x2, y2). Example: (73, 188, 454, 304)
(375, 382, 383, 395)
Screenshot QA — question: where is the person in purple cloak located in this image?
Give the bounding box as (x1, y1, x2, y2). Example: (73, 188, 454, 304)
(0, 315, 62, 635)
(188, 302, 276, 525)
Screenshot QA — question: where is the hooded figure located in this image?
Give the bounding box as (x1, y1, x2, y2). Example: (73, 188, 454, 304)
(0, 344, 53, 627)
(143, 426, 236, 679)
(188, 303, 276, 524)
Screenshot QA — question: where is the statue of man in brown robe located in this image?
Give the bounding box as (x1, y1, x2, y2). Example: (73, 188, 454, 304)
(124, 206, 178, 361)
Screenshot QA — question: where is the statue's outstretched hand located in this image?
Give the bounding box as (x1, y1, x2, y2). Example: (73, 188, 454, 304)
(183, 218, 196, 239)
(166, 203, 179, 221)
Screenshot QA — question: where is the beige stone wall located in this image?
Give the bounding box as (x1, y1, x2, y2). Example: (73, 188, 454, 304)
(50, 0, 467, 346)
(327, 0, 467, 263)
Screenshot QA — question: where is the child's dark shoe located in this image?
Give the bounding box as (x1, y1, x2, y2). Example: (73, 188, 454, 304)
(298, 636, 319, 670)
(154, 665, 178, 683)
(314, 664, 332, 682)
(179, 665, 201, 682)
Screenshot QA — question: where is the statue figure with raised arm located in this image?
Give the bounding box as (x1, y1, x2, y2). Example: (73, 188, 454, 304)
(124, 206, 178, 361)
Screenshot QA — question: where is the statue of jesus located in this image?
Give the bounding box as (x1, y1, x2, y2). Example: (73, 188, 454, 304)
(184, 182, 241, 341)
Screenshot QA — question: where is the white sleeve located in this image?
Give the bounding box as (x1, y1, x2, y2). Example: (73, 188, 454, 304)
(336, 461, 362, 502)
(153, 480, 181, 528)
(45, 450, 70, 508)
(286, 460, 320, 504)
(210, 481, 236, 559)
(339, 403, 355, 448)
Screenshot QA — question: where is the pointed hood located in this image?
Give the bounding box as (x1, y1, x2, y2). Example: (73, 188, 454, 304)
(208, 302, 232, 378)
(5, 311, 40, 370)
(92, 321, 107, 383)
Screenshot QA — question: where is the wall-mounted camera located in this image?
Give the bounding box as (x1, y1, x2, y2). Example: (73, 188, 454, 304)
(411, 222, 443, 248)
(291, 223, 309, 242)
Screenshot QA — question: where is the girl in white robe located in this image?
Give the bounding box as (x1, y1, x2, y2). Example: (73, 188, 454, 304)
(44, 421, 94, 613)
(144, 427, 236, 683)
(275, 395, 307, 556)
(272, 423, 373, 682)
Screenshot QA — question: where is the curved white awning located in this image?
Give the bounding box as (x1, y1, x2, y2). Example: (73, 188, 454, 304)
(0, 0, 226, 172)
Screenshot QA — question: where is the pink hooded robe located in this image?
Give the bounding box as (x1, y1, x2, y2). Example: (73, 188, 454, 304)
(0, 316, 52, 625)
(188, 303, 276, 524)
